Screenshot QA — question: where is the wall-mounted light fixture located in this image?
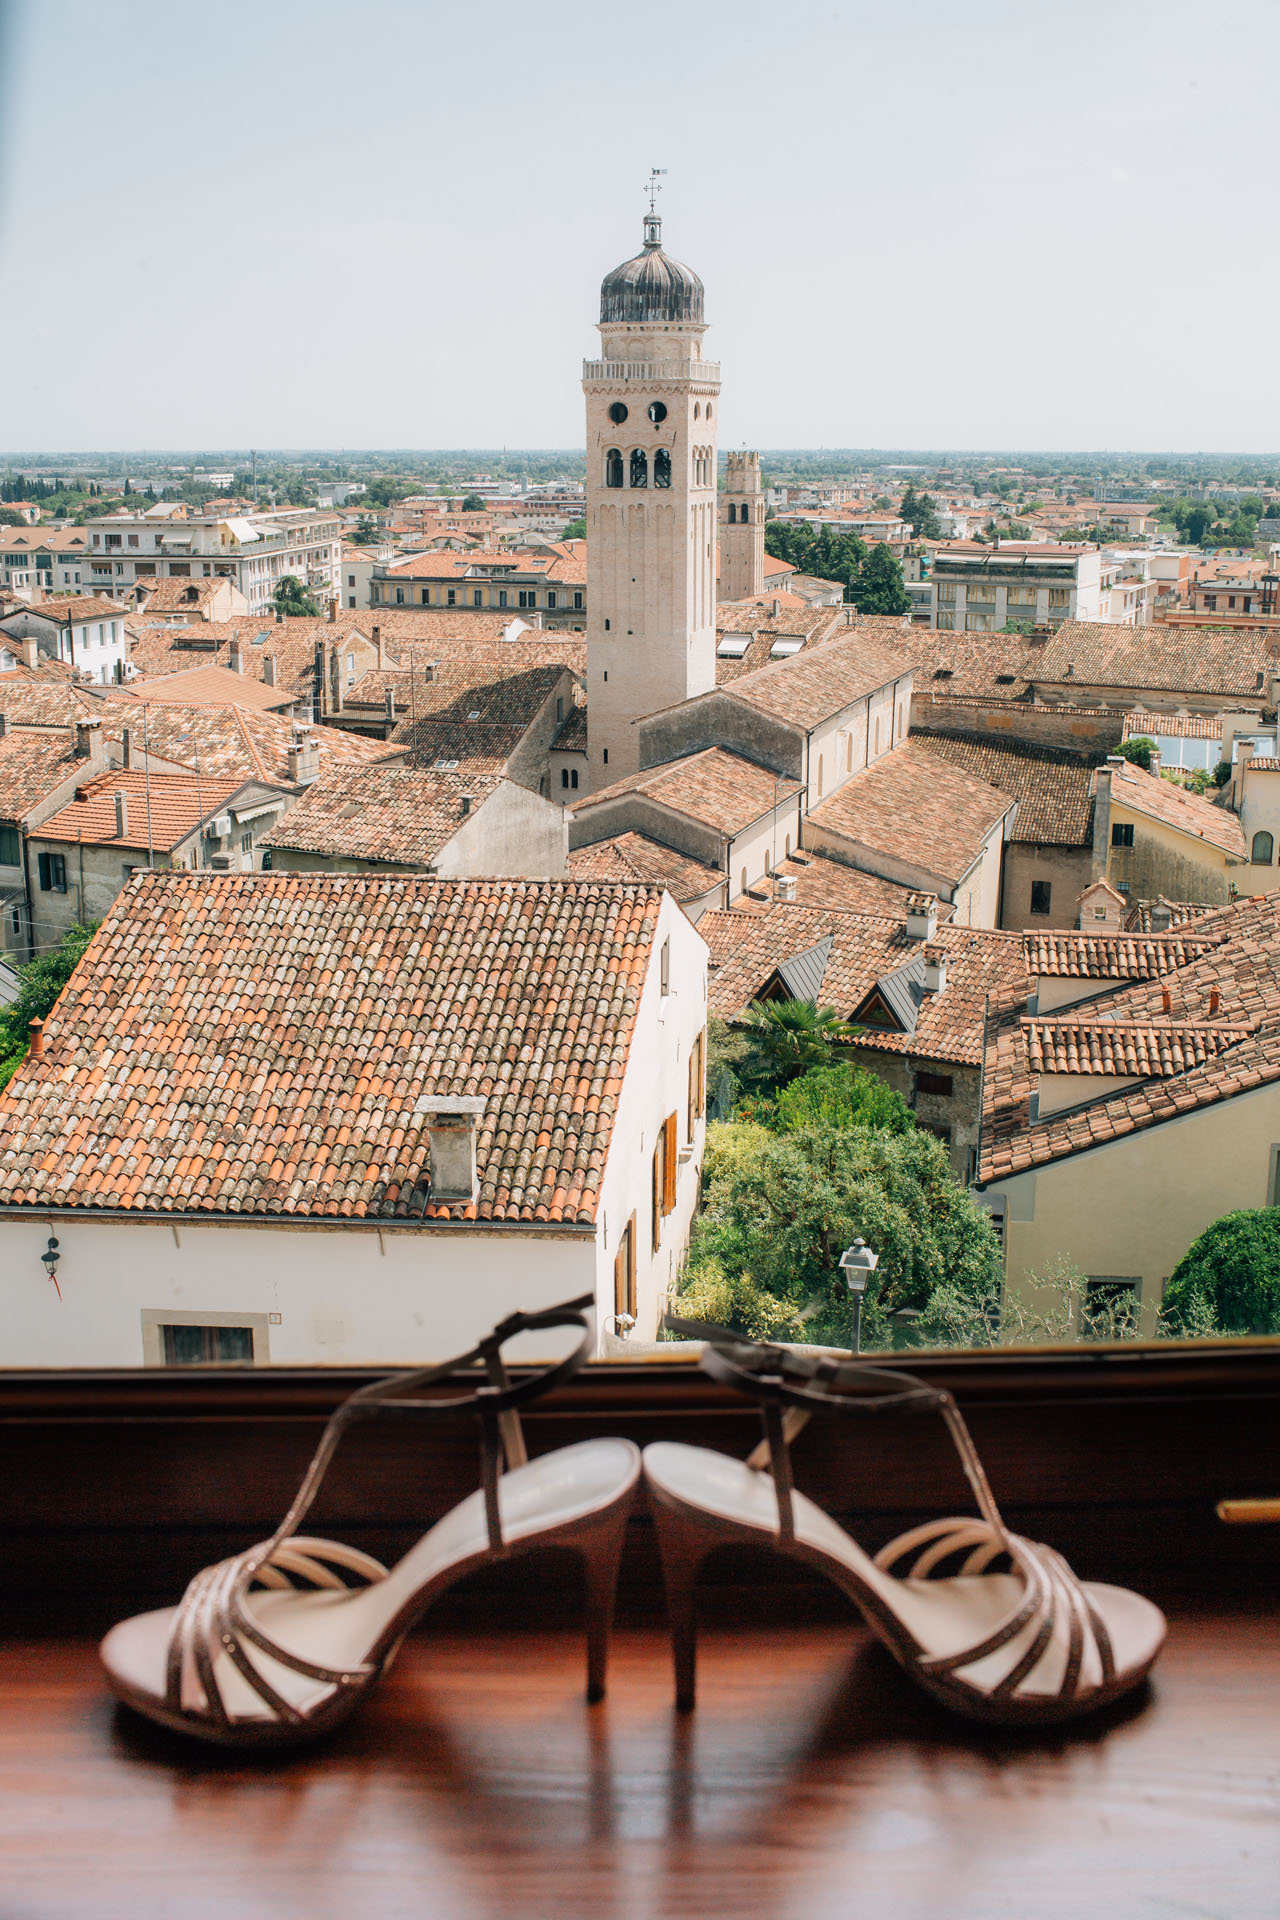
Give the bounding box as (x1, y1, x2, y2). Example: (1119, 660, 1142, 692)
(40, 1234, 62, 1299)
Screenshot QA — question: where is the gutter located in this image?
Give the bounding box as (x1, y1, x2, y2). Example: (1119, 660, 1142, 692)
(0, 1203, 595, 1236)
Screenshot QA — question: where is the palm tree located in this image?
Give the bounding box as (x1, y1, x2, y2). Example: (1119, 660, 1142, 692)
(743, 998, 857, 1090)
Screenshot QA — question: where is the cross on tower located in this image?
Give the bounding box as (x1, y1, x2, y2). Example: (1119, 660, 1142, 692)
(645, 168, 667, 216)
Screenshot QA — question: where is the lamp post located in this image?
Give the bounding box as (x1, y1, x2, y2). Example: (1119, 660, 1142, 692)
(839, 1236, 878, 1354)
(40, 1234, 61, 1299)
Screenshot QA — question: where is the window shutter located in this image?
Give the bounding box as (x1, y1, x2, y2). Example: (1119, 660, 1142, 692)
(663, 1110, 677, 1215)
(652, 1140, 663, 1253)
(37, 851, 51, 892)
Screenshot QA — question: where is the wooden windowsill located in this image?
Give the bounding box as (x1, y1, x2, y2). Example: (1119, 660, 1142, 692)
(4, 1605, 1277, 1917)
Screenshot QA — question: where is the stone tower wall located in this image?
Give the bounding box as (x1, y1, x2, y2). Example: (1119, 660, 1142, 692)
(719, 449, 764, 602)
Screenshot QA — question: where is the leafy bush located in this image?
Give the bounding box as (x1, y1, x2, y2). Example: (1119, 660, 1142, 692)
(1160, 1210, 1280, 1336)
(674, 1120, 1002, 1351)
(669, 1257, 801, 1341)
(760, 1062, 915, 1136)
(740, 999, 857, 1092)
(1118, 736, 1154, 771)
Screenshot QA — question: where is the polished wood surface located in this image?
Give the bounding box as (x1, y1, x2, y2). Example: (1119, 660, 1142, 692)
(3, 1601, 1277, 1918)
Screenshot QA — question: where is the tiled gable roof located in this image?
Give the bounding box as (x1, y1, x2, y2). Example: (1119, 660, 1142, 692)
(262, 764, 504, 865)
(126, 665, 296, 711)
(0, 875, 665, 1224)
(979, 895, 1280, 1183)
(912, 729, 1099, 847)
(0, 729, 85, 822)
(1108, 757, 1246, 858)
(1032, 621, 1278, 698)
(1024, 925, 1227, 980)
(1, 595, 124, 627)
(567, 832, 724, 902)
(0, 677, 110, 728)
(737, 852, 956, 922)
(34, 770, 254, 853)
(1123, 711, 1225, 743)
(719, 626, 915, 730)
(1125, 897, 1217, 934)
(702, 900, 1026, 1066)
(1024, 1017, 1254, 1078)
(903, 627, 1039, 700)
(91, 699, 395, 785)
(805, 740, 1015, 887)
(571, 748, 801, 836)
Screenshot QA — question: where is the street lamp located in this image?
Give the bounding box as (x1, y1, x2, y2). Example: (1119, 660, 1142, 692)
(839, 1237, 879, 1354)
(40, 1234, 61, 1299)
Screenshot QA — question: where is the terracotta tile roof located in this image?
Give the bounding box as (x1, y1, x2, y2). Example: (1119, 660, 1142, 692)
(905, 627, 1039, 701)
(131, 578, 228, 614)
(718, 625, 915, 731)
(261, 764, 504, 865)
(1024, 1017, 1254, 1078)
(0, 875, 666, 1223)
(1123, 711, 1225, 742)
(0, 729, 85, 822)
(1032, 621, 1279, 698)
(126, 616, 375, 706)
(1125, 897, 1217, 934)
(126, 665, 296, 711)
(385, 660, 569, 744)
(382, 546, 587, 584)
(568, 832, 724, 901)
(3, 595, 125, 626)
(979, 895, 1280, 1183)
(912, 729, 1099, 847)
(0, 678, 109, 728)
(34, 770, 255, 854)
(1108, 757, 1246, 858)
(702, 900, 1026, 1067)
(553, 698, 588, 752)
(805, 740, 1015, 887)
(572, 749, 801, 837)
(88, 699, 395, 786)
(0, 529, 88, 552)
(1024, 925, 1227, 980)
(1245, 757, 1280, 773)
(737, 853, 956, 922)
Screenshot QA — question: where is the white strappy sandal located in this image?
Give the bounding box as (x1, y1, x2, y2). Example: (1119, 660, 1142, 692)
(101, 1296, 639, 1749)
(644, 1318, 1166, 1727)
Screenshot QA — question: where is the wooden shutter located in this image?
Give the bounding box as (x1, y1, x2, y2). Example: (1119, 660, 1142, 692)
(651, 1138, 663, 1253)
(688, 1028, 706, 1136)
(614, 1212, 636, 1319)
(662, 1110, 677, 1216)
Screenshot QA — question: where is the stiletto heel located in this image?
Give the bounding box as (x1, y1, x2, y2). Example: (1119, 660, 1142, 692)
(579, 1501, 630, 1703)
(650, 1494, 711, 1710)
(644, 1315, 1166, 1729)
(100, 1295, 641, 1749)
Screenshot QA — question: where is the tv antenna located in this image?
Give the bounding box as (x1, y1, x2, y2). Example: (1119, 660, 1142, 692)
(646, 168, 667, 215)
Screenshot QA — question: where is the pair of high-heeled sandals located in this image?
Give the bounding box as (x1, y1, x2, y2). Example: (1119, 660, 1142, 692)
(101, 1295, 1166, 1747)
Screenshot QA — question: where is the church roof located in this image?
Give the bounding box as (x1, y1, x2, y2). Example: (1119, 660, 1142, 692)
(600, 216, 704, 325)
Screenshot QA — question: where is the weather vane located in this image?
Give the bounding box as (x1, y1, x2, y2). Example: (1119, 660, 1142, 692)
(646, 168, 667, 216)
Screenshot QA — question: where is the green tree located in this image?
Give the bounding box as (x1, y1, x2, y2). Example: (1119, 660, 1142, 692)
(900, 487, 942, 539)
(0, 922, 99, 1092)
(1118, 735, 1155, 771)
(1184, 503, 1214, 546)
(461, 493, 486, 513)
(272, 575, 322, 618)
(848, 544, 912, 616)
(352, 516, 382, 546)
(764, 1062, 916, 1136)
(741, 999, 857, 1091)
(0, 507, 25, 527)
(1160, 1210, 1280, 1336)
(673, 1120, 1002, 1349)
(560, 518, 587, 542)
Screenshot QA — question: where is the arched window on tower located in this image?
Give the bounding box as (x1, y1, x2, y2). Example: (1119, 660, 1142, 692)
(727, 502, 736, 523)
(605, 449, 623, 488)
(654, 448, 671, 489)
(630, 448, 648, 488)
(1253, 829, 1274, 864)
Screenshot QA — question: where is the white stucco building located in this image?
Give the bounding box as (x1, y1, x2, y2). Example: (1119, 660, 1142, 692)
(0, 874, 708, 1367)
(0, 596, 130, 685)
(82, 505, 342, 616)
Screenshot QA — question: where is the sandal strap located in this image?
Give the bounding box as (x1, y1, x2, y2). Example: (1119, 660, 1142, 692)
(164, 1293, 596, 1730)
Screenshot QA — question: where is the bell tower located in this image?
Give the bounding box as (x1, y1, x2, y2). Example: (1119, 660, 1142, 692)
(719, 451, 765, 603)
(583, 198, 720, 788)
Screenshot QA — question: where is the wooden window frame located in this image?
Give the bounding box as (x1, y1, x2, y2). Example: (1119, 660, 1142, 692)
(613, 1212, 637, 1322)
(688, 1028, 706, 1138)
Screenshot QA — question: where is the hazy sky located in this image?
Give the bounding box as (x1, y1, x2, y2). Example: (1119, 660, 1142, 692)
(3, 0, 1279, 454)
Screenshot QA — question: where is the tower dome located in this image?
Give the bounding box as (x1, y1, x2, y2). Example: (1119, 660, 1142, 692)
(599, 214, 704, 325)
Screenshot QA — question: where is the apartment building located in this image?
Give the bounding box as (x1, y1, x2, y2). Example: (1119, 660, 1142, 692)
(82, 506, 342, 615)
(371, 547, 586, 629)
(0, 597, 130, 685)
(0, 528, 89, 597)
(931, 542, 1103, 631)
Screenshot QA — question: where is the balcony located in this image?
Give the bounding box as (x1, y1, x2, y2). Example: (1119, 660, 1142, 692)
(1, 1347, 1277, 1914)
(582, 358, 721, 386)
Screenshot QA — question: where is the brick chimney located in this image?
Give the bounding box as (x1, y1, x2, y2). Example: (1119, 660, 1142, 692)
(73, 719, 101, 759)
(120, 726, 134, 768)
(373, 624, 387, 669)
(328, 596, 338, 624)
(415, 1095, 486, 1202)
(114, 792, 128, 839)
(904, 892, 938, 942)
(228, 637, 243, 675)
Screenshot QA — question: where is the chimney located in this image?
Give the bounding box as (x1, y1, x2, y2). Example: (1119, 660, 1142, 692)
(120, 725, 134, 768)
(0, 713, 7, 739)
(922, 942, 948, 994)
(228, 637, 243, 675)
(328, 596, 338, 624)
(424, 661, 436, 684)
(276, 608, 284, 624)
(776, 872, 797, 903)
(415, 1095, 486, 1202)
(1148, 747, 1161, 780)
(373, 624, 386, 669)
(287, 730, 319, 786)
(1209, 987, 1221, 1015)
(27, 1018, 43, 1059)
(460, 793, 474, 817)
(904, 891, 938, 942)
(263, 655, 277, 686)
(73, 719, 101, 759)
(114, 791, 129, 838)
(1162, 987, 1172, 1014)
(384, 687, 394, 725)
(1149, 900, 1173, 933)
